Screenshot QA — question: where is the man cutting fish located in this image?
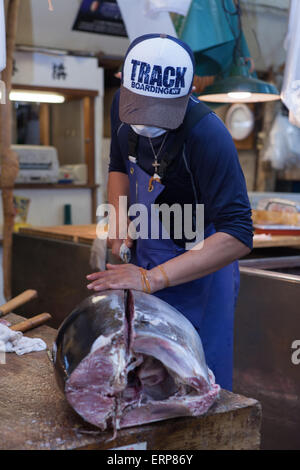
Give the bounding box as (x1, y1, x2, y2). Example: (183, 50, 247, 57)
(86, 34, 253, 391)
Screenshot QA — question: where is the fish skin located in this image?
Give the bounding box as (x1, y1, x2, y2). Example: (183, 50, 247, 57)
(54, 290, 126, 390)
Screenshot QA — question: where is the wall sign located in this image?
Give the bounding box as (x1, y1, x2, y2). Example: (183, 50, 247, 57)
(72, 0, 127, 37)
(12, 51, 104, 94)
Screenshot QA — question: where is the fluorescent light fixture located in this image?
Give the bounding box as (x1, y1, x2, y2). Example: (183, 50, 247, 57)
(227, 91, 252, 100)
(199, 72, 281, 103)
(199, 0, 281, 105)
(9, 90, 65, 103)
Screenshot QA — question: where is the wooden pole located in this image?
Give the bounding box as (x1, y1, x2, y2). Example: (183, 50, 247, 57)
(0, 0, 20, 299)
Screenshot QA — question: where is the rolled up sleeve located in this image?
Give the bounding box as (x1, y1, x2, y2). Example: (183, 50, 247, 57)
(188, 113, 253, 250)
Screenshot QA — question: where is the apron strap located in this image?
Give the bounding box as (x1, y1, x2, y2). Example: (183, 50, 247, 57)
(158, 101, 212, 181)
(128, 127, 139, 163)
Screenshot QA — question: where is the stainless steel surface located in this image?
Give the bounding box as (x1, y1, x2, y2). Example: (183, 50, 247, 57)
(234, 260, 300, 449)
(239, 266, 300, 282)
(240, 256, 300, 270)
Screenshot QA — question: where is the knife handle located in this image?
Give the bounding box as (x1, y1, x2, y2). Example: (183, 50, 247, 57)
(10, 313, 51, 333)
(0, 290, 38, 317)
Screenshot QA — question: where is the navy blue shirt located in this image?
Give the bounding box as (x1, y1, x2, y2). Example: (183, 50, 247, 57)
(109, 89, 253, 250)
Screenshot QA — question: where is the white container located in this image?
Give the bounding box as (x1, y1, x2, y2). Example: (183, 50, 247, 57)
(59, 164, 87, 185)
(12, 145, 60, 184)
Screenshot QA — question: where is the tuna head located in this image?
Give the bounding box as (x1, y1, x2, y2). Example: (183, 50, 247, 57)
(53, 289, 220, 432)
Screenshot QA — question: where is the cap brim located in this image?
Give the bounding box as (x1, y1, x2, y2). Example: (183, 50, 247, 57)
(119, 85, 190, 130)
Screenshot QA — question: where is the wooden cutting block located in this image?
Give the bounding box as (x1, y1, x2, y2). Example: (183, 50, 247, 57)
(0, 314, 262, 451)
(19, 225, 98, 243)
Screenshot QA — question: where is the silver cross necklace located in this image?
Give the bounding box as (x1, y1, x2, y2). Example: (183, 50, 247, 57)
(148, 132, 169, 180)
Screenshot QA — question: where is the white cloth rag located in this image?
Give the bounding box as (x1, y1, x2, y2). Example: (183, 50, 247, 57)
(0, 323, 47, 355)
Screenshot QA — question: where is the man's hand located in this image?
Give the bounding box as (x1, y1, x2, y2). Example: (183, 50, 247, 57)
(87, 264, 142, 292)
(87, 233, 249, 294)
(86, 263, 164, 293)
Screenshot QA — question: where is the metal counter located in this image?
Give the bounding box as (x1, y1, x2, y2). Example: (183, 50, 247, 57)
(234, 257, 300, 449)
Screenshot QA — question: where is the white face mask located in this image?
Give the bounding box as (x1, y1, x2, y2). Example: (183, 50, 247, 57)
(130, 124, 167, 138)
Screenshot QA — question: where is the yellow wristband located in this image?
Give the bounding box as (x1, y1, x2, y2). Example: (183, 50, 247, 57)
(139, 267, 146, 292)
(158, 264, 170, 288)
(143, 270, 151, 294)
(139, 267, 151, 294)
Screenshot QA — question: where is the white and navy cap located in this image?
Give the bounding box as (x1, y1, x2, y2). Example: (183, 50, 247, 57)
(119, 33, 195, 130)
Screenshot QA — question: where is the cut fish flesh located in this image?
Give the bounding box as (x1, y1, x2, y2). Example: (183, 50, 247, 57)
(53, 290, 220, 431)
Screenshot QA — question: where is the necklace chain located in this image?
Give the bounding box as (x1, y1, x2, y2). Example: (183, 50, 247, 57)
(148, 132, 168, 175)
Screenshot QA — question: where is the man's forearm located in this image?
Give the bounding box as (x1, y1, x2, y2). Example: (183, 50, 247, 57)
(149, 232, 250, 290)
(107, 171, 129, 239)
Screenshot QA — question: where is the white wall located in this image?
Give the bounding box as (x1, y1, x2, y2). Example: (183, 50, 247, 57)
(0, 188, 92, 227)
(9, 0, 130, 57)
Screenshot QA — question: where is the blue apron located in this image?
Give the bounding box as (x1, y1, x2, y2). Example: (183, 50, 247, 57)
(126, 146, 239, 391)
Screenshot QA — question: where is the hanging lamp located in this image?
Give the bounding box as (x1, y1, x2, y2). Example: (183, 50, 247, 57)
(199, 0, 280, 104)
